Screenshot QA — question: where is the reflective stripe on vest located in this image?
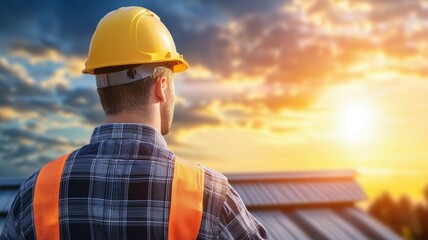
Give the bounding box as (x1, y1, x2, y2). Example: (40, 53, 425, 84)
(33, 155, 205, 240)
(168, 157, 204, 240)
(34, 153, 70, 240)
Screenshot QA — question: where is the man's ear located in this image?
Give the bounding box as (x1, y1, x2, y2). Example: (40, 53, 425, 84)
(154, 76, 167, 103)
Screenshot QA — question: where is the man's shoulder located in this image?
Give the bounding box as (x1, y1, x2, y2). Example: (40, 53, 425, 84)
(174, 156, 229, 189)
(198, 164, 230, 203)
(14, 169, 40, 205)
(18, 150, 75, 195)
(200, 165, 229, 187)
(23, 169, 39, 187)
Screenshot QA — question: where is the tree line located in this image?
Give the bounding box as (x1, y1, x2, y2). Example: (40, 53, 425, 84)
(368, 186, 428, 240)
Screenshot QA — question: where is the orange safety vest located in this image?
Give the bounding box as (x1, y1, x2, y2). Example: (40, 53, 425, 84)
(33, 153, 205, 240)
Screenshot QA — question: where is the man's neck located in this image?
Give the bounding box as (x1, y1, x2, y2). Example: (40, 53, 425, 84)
(106, 108, 161, 133)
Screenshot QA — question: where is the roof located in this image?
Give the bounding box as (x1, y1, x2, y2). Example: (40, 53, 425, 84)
(227, 170, 365, 208)
(0, 171, 400, 240)
(250, 207, 400, 240)
(225, 170, 401, 240)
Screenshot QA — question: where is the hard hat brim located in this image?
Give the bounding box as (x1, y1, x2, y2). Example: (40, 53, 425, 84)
(82, 58, 189, 75)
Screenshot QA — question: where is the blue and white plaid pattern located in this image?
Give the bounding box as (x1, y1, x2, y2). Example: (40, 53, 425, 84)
(1, 124, 267, 240)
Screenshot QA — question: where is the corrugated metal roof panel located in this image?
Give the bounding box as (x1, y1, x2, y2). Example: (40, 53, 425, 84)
(232, 180, 366, 207)
(250, 207, 400, 240)
(251, 210, 311, 240)
(343, 208, 401, 240)
(296, 209, 370, 240)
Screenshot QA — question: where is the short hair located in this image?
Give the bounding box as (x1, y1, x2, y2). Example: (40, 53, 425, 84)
(95, 63, 173, 115)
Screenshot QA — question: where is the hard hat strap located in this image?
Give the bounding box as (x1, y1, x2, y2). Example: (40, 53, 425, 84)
(95, 65, 155, 88)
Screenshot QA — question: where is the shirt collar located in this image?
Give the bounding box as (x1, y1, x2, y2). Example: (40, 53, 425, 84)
(90, 123, 167, 149)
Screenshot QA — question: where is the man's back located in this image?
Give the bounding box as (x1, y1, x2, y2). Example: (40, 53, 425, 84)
(1, 124, 267, 239)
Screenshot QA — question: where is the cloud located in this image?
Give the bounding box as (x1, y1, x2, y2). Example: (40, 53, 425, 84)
(2, 0, 427, 117)
(0, 127, 82, 148)
(0, 55, 104, 123)
(173, 102, 222, 129)
(9, 41, 87, 90)
(179, 0, 427, 114)
(196, 0, 285, 18)
(365, 0, 427, 22)
(60, 88, 105, 124)
(0, 0, 427, 178)
(0, 58, 55, 112)
(9, 40, 65, 63)
(0, 56, 102, 176)
(0, 126, 87, 176)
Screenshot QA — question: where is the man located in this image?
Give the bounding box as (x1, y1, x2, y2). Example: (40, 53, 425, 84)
(0, 6, 267, 240)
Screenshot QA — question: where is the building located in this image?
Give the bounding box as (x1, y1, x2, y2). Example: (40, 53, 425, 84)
(0, 170, 401, 240)
(226, 170, 401, 240)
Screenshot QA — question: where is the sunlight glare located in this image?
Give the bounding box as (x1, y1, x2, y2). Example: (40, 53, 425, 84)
(337, 100, 376, 143)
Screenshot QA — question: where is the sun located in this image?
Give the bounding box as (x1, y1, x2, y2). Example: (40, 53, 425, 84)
(337, 100, 376, 143)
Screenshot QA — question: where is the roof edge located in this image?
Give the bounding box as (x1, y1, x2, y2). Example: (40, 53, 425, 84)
(246, 201, 358, 210)
(225, 169, 357, 183)
(0, 178, 25, 187)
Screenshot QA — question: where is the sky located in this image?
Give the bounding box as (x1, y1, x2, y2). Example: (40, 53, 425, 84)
(0, 0, 427, 202)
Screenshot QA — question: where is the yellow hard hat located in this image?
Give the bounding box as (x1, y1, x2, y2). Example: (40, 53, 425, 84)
(82, 6, 189, 74)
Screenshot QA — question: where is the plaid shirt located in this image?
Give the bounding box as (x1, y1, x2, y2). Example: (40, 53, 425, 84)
(1, 124, 267, 240)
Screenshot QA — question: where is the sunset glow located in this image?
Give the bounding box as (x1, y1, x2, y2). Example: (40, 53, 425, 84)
(1, 0, 428, 204)
(337, 100, 376, 143)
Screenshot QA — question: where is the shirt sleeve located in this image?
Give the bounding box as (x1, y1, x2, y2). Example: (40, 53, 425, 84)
(218, 184, 268, 240)
(0, 191, 23, 240)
